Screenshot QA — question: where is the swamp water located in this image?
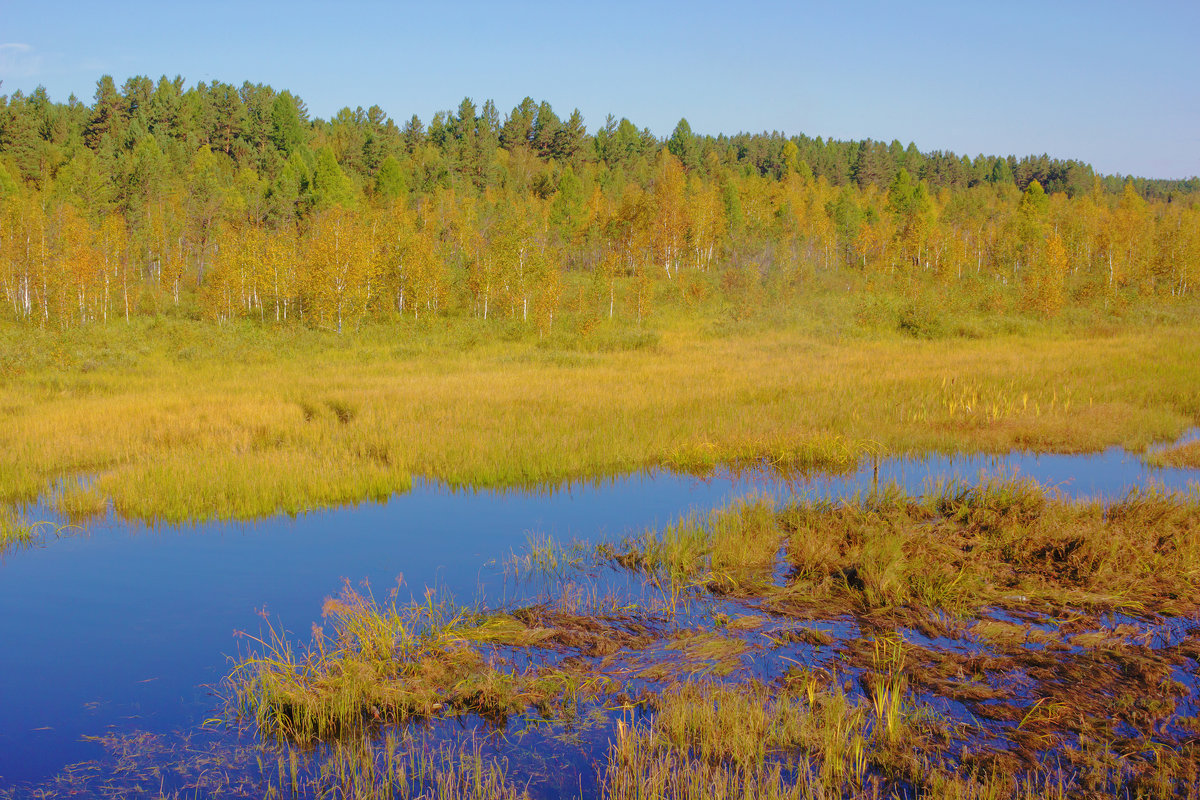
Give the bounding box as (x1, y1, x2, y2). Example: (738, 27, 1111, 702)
(1, 437, 1198, 798)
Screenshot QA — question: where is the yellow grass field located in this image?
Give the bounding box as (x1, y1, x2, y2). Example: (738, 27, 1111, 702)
(2, 317, 1197, 522)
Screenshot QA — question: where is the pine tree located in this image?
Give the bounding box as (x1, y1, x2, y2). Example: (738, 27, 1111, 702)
(500, 97, 537, 151)
(531, 101, 561, 160)
(207, 82, 245, 156)
(667, 119, 698, 171)
(84, 76, 125, 151)
(270, 92, 306, 156)
(554, 109, 586, 163)
(374, 156, 407, 202)
(311, 146, 357, 210)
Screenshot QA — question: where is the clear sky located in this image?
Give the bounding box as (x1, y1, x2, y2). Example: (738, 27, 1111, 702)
(2, 0, 1197, 179)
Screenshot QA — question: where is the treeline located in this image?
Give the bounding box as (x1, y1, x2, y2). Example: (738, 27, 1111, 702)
(0, 76, 1197, 332)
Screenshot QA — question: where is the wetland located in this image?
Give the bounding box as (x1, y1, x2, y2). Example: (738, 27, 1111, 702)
(2, 435, 1198, 799)
(4, 54, 1200, 800)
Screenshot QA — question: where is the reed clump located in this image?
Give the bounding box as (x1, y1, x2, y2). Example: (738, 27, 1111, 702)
(605, 665, 957, 800)
(605, 674, 1200, 800)
(600, 497, 781, 592)
(55, 481, 109, 522)
(0, 507, 37, 552)
(233, 581, 652, 746)
(600, 480, 1200, 618)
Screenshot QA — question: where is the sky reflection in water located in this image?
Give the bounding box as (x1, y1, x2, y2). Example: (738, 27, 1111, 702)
(0, 439, 1196, 785)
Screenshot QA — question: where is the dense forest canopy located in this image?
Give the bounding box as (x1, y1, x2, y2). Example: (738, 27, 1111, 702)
(1, 75, 1197, 332)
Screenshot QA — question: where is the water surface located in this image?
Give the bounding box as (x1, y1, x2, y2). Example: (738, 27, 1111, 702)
(0, 439, 1196, 788)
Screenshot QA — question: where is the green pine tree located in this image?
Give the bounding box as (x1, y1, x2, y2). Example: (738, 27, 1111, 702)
(374, 155, 407, 202)
(311, 146, 358, 210)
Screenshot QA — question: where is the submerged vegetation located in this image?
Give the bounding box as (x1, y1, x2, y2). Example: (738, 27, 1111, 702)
(214, 481, 1200, 800)
(0, 728, 533, 800)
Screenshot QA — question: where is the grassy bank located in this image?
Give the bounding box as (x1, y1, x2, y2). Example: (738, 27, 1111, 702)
(1, 302, 1198, 522)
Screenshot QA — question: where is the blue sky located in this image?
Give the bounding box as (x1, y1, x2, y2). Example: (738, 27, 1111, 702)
(2, 0, 1197, 179)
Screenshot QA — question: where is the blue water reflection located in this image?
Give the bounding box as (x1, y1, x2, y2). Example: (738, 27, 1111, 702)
(0, 439, 1195, 786)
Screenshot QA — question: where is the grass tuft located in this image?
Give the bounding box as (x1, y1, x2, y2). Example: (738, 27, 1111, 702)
(55, 481, 109, 522)
(1145, 439, 1200, 469)
(0, 507, 38, 552)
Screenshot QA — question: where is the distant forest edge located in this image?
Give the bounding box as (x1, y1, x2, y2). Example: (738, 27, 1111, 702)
(0, 75, 1197, 332)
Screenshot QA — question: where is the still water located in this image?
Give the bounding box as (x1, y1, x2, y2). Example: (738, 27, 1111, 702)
(0, 438, 1196, 788)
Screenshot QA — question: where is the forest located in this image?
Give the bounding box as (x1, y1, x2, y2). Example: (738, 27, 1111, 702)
(1, 75, 1198, 337)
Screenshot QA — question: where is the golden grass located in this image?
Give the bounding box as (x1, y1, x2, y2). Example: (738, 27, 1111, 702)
(55, 481, 109, 522)
(1, 318, 1198, 522)
(1146, 440, 1200, 469)
(603, 676, 1197, 800)
(602, 479, 1200, 618)
(785, 481, 1200, 617)
(601, 498, 781, 592)
(233, 581, 620, 745)
(0, 507, 37, 552)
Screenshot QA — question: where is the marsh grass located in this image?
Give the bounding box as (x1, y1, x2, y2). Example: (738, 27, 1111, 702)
(600, 497, 781, 592)
(223, 482, 1200, 799)
(600, 480, 1200, 619)
(2, 317, 1197, 523)
(606, 675, 954, 799)
(606, 672, 1200, 800)
(1145, 439, 1200, 469)
(775, 481, 1200, 618)
(233, 581, 651, 746)
(237, 585, 538, 743)
(666, 433, 867, 478)
(596, 483, 1200, 797)
(54, 480, 109, 522)
(505, 534, 590, 579)
(0, 506, 37, 552)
